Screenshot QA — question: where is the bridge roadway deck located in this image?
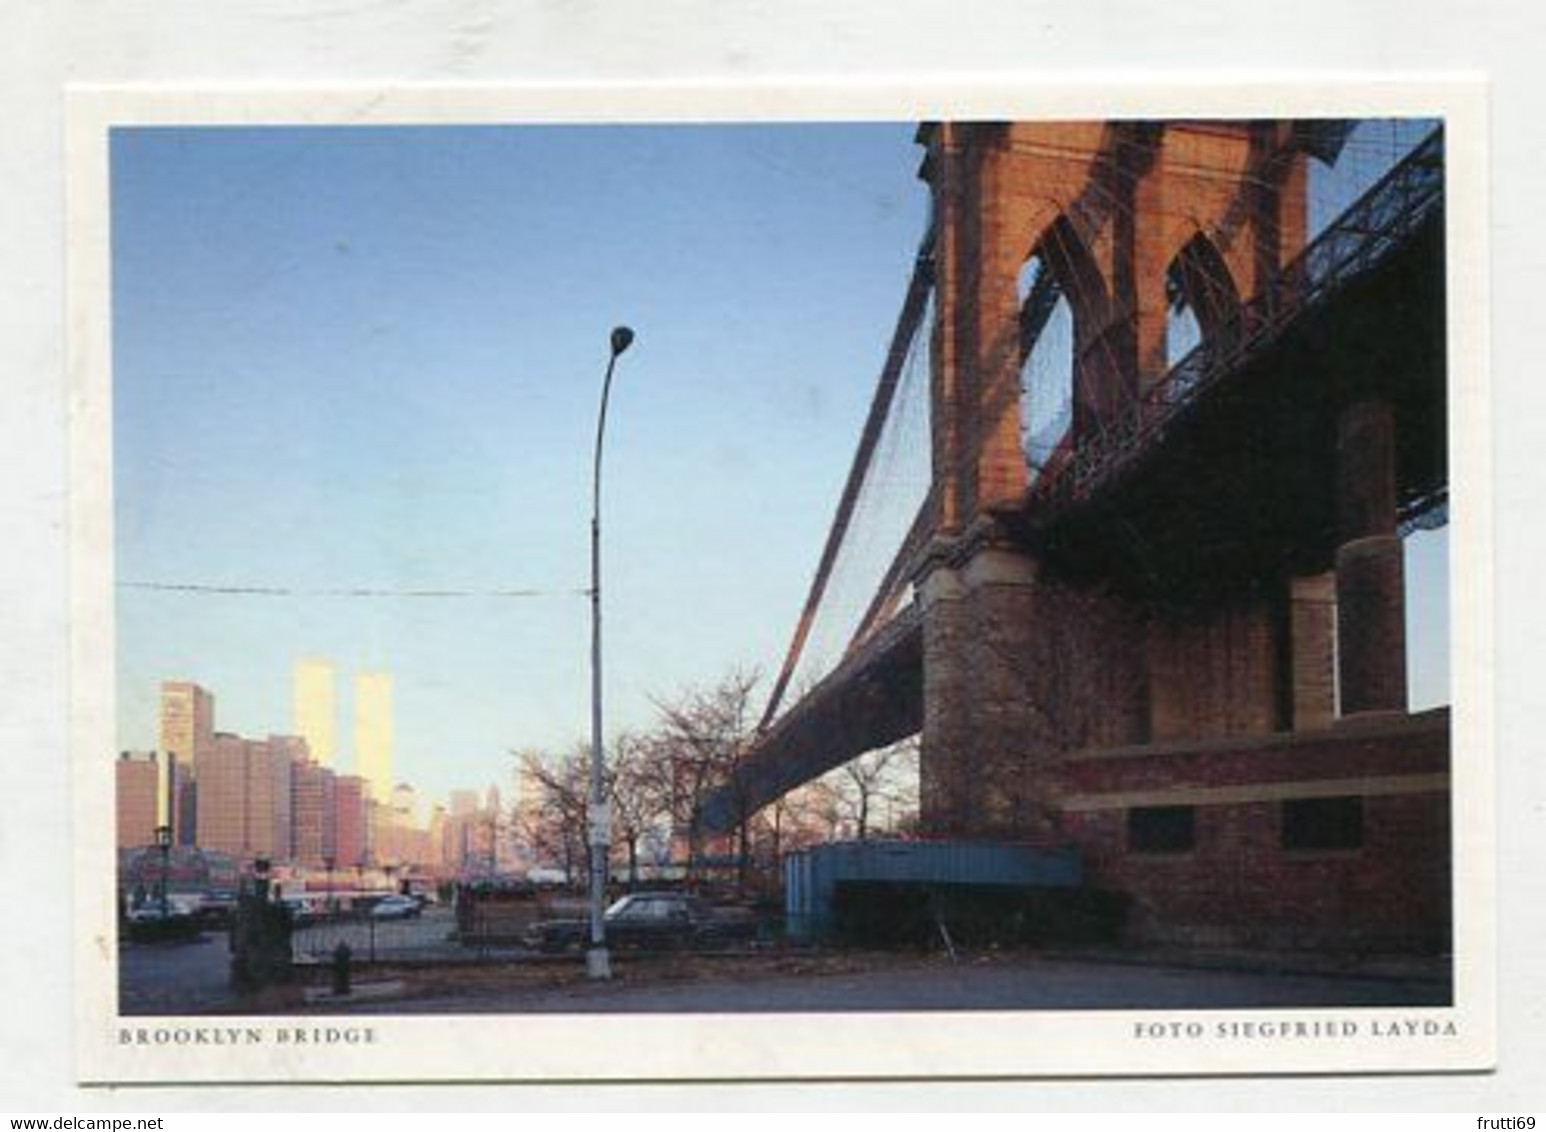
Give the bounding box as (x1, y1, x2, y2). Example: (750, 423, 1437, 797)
(698, 605, 921, 833)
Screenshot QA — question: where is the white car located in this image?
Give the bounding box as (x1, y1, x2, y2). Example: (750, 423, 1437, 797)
(370, 895, 421, 920)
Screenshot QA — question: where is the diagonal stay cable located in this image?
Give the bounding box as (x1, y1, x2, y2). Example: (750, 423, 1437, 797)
(758, 228, 937, 733)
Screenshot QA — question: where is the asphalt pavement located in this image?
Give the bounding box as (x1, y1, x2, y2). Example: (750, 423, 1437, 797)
(324, 951, 1452, 1014)
(118, 929, 1450, 1017)
(118, 932, 235, 1015)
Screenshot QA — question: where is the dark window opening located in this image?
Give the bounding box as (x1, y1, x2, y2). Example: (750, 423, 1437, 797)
(1282, 796, 1364, 851)
(1127, 805, 1196, 854)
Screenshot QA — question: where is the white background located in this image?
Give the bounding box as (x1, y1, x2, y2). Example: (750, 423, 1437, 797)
(4, 0, 1543, 1112)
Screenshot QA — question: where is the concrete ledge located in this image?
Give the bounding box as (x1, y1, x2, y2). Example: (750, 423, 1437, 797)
(1060, 705, 1449, 764)
(301, 980, 406, 1005)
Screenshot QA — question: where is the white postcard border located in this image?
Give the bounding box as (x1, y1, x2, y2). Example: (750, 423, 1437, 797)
(68, 77, 1493, 1084)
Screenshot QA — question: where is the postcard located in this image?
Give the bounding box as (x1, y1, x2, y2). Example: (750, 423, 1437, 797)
(68, 79, 1491, 1083)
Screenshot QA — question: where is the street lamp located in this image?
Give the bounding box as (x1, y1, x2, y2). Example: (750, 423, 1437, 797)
(153, 824, 172, 918)
(253, 856, 272, 902)
(323, 855, 336, 917)
(587, 324, 635, 980)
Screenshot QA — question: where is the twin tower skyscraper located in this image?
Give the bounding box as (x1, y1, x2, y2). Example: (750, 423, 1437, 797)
(292, 657, 393, 802)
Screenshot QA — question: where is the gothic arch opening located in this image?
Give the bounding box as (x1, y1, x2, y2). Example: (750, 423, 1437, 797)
(1019, 214, 1112, 471)
(1018, 255, 1073, 475)
(1165, 231, 1243, 369)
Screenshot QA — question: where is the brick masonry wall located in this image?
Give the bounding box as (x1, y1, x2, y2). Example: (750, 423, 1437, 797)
(920, 550, 1148, 839)
(1056, 711, 1451, 952)
(1147, 590, 1282, 742)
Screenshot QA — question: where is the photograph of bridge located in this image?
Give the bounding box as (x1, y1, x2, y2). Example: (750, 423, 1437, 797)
(79, 99, 1472, 1079)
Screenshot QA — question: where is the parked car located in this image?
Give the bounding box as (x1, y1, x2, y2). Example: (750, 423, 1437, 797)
(370, 894, 422, 920)
(525, 891, 757, 953)
(280, 896, 320, 927)
(124, 900, 202, 943)
(193, 889, 238, 928)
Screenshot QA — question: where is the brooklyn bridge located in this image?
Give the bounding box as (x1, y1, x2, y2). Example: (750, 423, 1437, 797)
(702, 119, 1449, 952)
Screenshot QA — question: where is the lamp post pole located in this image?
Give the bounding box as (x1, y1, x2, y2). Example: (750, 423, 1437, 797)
(154, 824, 172, 918)
(588, 325, 635, 981)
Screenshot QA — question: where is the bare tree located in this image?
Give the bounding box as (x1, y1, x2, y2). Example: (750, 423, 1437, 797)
(607, 730, 665, 888)
(763, 778, 851, 850)
(742, 789, 826, 890)
(645, 668, 760, 891)
(796, 776, 852, 842)
(513, 748, 589, 887)
(838, 736, 920, 840)
(747, 792, 797, 879)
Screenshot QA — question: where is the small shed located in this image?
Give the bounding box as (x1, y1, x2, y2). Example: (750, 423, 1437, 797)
(784, 839, 1085, 944)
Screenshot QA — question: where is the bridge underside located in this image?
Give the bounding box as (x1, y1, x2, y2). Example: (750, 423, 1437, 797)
(1016, 210, 1447, 598)
(698, 609, 922, 833)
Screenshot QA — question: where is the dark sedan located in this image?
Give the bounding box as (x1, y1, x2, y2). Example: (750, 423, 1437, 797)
(525, 892, 755, 953)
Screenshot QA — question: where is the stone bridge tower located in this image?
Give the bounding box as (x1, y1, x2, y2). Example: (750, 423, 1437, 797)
(915, 121, 1410, 838)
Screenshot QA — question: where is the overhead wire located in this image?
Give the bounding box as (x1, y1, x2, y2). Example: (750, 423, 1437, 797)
(118, 580, 580, 599)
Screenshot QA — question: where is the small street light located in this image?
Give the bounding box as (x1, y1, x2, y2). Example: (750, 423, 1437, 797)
(587, 324, 635, 980)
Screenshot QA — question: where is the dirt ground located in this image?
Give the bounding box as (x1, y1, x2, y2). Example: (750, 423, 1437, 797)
(274, 945, 953, 1009)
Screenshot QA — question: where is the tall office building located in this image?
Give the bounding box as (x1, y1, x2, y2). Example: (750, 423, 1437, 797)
(445, 789, 481, 871)
(167, 753, 197, 847)
(197, 733, 295, 862)
(292, 657, 337, 768)
(268, 734, 310, 765)
(390, 782, 418, 828)
(247, 738, 293, 862)
(196, 734, 247, 858)
(375, 782, 427, 867)
(425, 804, 447, 870)
(269, 735, 309, 861)
(290, 758, 337, 867)
(354, 671, 393, 801)
(364, 797, 384, 865)
(115, 751, 159, 849)
(159, 681, 213, 777)
(333, 775, 369, 868)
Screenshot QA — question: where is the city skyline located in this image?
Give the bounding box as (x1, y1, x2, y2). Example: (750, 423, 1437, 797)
(127, 670, 515, 817)
(118, 675, 515, 872)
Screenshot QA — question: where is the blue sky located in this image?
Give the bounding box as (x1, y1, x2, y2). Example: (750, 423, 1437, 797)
(112, 123, 928, 803)
(111, 121, 1449, 807)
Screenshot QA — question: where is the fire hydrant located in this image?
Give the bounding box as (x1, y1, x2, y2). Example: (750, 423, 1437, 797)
(331, 940, 352, 997)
